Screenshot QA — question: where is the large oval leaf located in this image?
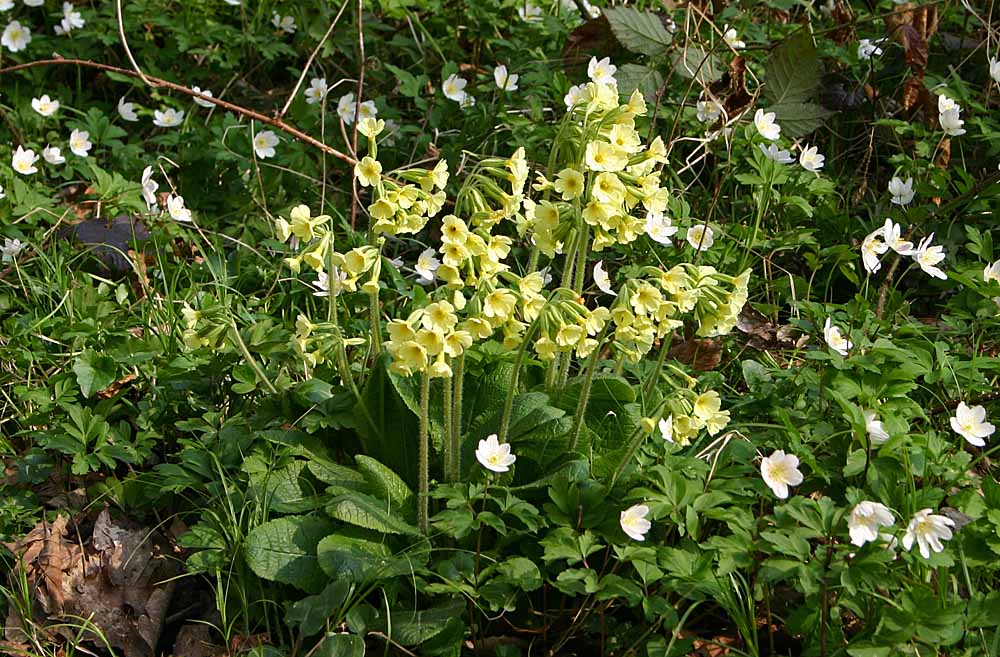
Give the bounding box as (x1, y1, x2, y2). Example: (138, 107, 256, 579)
(245, 515, 332, 592)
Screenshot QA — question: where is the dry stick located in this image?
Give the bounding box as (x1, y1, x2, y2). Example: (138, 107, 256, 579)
(115, 0, 155, 87)
(0, 59, 357, 166)
(350, 0, 366, 230)
(278, 0, 351, 118)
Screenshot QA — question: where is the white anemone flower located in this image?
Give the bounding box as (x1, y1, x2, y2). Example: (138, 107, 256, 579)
(166, 194, 192, 222)
(414, 248, 440, 284)
(645, 211, 678, 245)
(153, 108, 184, 127)
(696, 98, 722, 123)
(493, 64, 519, 91)
(864, 410, 890, 445)
(272, 13, 296, 34)
(54, 2, 84, 34)
(888, 176, 914, 206)
(1, 238, 25, 261)
(759, 143, 794, 164)
(991, 57, 1000, 86)
(722, 24, 745, 50)
(517, 2, 543, 22)
(31, 94, 59, 117)
(191, 86, 216, 108)
(304, 78, 328, 105)
(12, 145, 39, 175)
(983, 260, 1000, 284)
(587, 56, 617, 85)
(69, 129, 92, 157)
(849, 501, 895, 547)
(912, 233, 946, 280)
(475, 434, 516, 473)
(858, 38, 883, 59)
(42, 145, 65, 164)
(117, 97, 139, 122)
(686, 224, 714, 251)
(252, 130, 279, 159)
(658, 415, 674, 443)
(861, 232, 888, 274)
(2, 20, 31, 52)
(593, 260, 616, 296)
(881, 218, 913, 255)
(140, 166, 159, 209)
(950, 401, 995, 447)
(336, 93, 357, 123)
(902, 509, 955, 559)
(823, 317, 852, 356)
(441, 74, 468, 103)
(799, 144, 825, 172)
(753, 109, 781, 141)
(760, 449, 803, 499)
(620, 504, 652, 541)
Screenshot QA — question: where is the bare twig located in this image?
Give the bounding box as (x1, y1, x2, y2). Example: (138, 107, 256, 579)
(278, 0, 351, 118)
(115, 0, 155, 87)
(0, 58, 356, 165)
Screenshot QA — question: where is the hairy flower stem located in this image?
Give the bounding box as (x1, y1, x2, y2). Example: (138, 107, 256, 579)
(572, 225, 590, 293)
(443, 373, 454, 482)
(609, 398, 668, 488)
(499, 320, 541, 443)
(567, 330, 607, 452)
(418, 372, 431, 534)
(368, 292, 382, 356)
(642, 333, 674, 401)
(451, 354, 465, 481)
(738, 171, 773, 274)
(228, 324, 279, 394)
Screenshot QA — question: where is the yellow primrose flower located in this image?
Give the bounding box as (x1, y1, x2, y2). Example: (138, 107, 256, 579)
(274, 217, 292, 242)
(387, 319, 417, 343)
(443, 330, 473, 357)
(441, 215, 469, 244)
(535, 337, 558, 360)
(486, 235, 512, 262)
(354, 156, 382, 187)
(585, 141, 628, 172)
(289, 204, 330, 241)
(593, 172, 626, 205)
(555, 323, 585, 348)
(483, 289, 517, 320)
(647, 136, 668, 164)
(631, 283, 663, 316)
(464, 317, 494, 339)
(581, 200, 614, 227)
(441, 242, 470, 268)
(624, 89, 647, 116)
(705, 409, 731, 436)
(437, 263, 464, 288)
(358, 117, 385, 139)
(416, 328, 445, 356)
(422, 300, 459, 333)
(693, 390, 722, 420)
(553, 168, 585, 200)
(369, 198, 397, 221)
(429, 354, 453, 378)
(605, 124, 642, 154)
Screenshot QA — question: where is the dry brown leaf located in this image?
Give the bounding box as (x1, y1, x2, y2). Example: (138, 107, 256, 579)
(669, 337, 722, 371)
(736, 304, 807, 351)
(95, 373, 138, 399)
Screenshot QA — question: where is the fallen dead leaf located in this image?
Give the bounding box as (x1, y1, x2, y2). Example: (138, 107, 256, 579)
(4, 510, 179, 657)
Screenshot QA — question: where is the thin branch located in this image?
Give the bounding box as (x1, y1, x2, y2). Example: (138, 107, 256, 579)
(115, 0, 155, 87)
(278, 0, 351, 118)
(350, 0, 366, 230)
(0, 58, 356, 165)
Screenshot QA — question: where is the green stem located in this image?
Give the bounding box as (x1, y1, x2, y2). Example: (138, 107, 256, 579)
(642, 332, 674, 401)
(418, 372, 431, 534)
(572, 224, 590, 293)
(609, 398, 668, 488)
(368, 291, 382, 356)
(499, 319, 541, 443)
(567, 331, 606, 452)
(229, 324, 279, 394)
(452, 354, 465, 482)
(443, 371, 454, 483)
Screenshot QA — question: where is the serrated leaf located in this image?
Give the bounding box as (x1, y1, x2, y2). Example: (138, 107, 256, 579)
(671, 45, 721, 85)
(250, 460, 324, 513)
(308, 459, 369, 492)
(604, 7, 673, 56)
(73, 350, 117, 398)
(615, 64, 664, 101)
(764, 32, 835, 138)
(317, 534, 395, 582)
(326, 492, 421, 536)
(245, 516, 332, 592)
(315, 633, 365, 657)
(286, 580, 351, 636)
(377, 601, 465, 646)
(355, 455, 415, 519)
